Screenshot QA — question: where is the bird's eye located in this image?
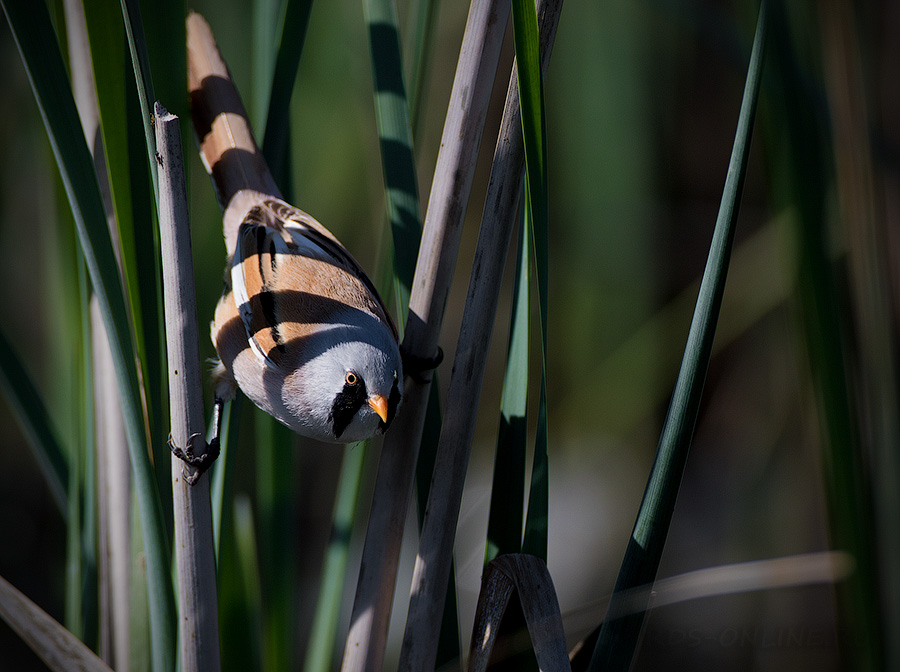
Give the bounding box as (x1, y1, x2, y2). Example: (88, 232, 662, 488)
(345, 371, 359, 386)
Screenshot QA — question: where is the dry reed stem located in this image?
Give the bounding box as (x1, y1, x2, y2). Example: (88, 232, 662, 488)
(155, 103, 221, 672)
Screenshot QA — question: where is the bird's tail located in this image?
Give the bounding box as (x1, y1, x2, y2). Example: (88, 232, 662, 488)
(187, 12, 281, 210)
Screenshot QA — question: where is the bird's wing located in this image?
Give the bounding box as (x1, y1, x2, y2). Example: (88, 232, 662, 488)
(266, 199, 400, 343)
(231, 204, 400, 371)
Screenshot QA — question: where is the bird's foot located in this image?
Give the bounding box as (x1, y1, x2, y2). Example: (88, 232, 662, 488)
(168, 432, 220, 486)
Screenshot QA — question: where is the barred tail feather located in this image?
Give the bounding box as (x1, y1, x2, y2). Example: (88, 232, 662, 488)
(187, 12, 281, 209)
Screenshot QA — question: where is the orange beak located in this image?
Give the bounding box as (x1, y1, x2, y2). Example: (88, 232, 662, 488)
(367, 395, 389, 424)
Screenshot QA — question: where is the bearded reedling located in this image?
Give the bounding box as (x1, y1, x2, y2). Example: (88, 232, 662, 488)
(175, 13, 404, 482)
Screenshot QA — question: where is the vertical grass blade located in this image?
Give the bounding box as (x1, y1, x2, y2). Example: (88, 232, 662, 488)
(252, 0, 282, 136)
(362, 0, 421, 314)
(84, 0, 165, 479)
(485, 212, 530, 564)
(130, 500, 152, 672)
(64, 0, 100, 647)
(0, 2, 176, 668)
(261, 0, 314, 190)
(211, 397, 240, 563)
(233, 495, 266, 670)
(512, 1, 549, 218)
(253, 414, 296, 672)
(118, 0, 158, 196)
(521, 376, 548, 559)
(68, 2, 132, 655)
(304, 444, 365, 672)
(511, 0, 552, 560)
(588, 3, 768, 670)
(70, 3, 140, 662)
(125, 0, 182, 516)
(403, 0, 439, 134)
(482, 211, 535, 671)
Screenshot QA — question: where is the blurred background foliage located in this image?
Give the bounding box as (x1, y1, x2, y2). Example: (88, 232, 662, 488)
(0, 0, 897, 669)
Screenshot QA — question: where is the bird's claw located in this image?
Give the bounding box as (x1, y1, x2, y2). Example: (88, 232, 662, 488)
(168, 432, 220, 486)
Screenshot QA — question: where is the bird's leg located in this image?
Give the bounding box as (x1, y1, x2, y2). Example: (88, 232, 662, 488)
(400, 344, 444, 384)
(168, 397, 224, 486)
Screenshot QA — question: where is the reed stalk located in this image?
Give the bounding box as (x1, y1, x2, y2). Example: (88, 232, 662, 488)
(155, 103, 221, 672)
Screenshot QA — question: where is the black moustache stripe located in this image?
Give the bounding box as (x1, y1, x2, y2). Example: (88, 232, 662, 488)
(329, 376, 367, 439)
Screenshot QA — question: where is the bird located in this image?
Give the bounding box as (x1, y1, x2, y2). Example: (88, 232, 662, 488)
(176, 12, 403, 482)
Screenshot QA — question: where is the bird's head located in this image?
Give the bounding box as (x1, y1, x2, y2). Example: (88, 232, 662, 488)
(281, 318, 402, 443)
